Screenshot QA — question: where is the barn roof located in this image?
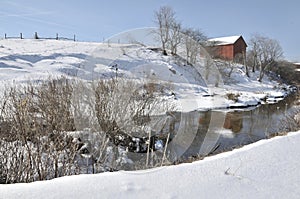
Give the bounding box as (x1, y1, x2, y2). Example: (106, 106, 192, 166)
(208, 35, 243, 45)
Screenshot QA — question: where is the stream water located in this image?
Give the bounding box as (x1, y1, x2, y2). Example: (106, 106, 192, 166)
(179, 93, 299, 159)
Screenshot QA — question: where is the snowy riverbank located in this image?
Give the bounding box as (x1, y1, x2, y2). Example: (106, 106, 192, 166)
(1, 130, 300, 199)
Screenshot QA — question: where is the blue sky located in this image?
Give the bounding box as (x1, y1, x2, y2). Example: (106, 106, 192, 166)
(0, 0, 299, 61)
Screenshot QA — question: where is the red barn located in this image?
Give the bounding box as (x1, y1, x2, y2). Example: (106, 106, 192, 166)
(294, 63, 300, 69)
(206, 35, 247, 62)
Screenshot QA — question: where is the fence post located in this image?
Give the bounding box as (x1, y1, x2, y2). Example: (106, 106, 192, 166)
(73, 34, 76, 41)
(56, 33, 58, 40)
(5, 33, 6, 39)
(20, 33, 23, 39)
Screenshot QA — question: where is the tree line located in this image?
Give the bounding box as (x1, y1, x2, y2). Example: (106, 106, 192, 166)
(154, 6, 207, 65)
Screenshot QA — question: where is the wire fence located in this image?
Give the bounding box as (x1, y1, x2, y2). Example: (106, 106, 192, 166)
(3, 32, 76, 41)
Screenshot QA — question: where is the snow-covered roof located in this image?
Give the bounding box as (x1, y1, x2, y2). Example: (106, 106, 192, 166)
(208, 35, 242, 45)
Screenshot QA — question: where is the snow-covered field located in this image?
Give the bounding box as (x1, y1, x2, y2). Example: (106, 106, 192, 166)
(1, 130, 299, 199)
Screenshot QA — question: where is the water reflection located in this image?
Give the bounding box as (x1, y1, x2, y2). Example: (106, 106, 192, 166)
(178, 94, 297, 159)
(223, 111, 243, 133)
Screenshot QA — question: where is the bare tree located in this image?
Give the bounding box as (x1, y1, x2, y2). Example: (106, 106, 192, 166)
(234, 52, 249, 77)
(154, 6, 207, 58)
(216, 60, 236, 78)
(154, 6, 176, 55)
(182, 28, 207, 65)
(169, 21, 182, 55)
(248, 34, 283, 81)
(246, 49, 257, 73)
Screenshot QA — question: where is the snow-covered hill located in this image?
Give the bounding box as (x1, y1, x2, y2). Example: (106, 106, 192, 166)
(0, 39, 292, 112)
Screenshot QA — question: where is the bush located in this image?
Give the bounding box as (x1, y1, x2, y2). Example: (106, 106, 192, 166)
(271, 61, 299, 85)
(94, 78, 172, 137)
(0, 78, 81, 183)
(93, 78, 176, 170)
(226, 93, 240, 102)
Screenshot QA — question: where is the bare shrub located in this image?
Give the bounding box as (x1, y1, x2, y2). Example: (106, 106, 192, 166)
(0, 132, 79, 183)
(93, 78, 175, 170)
(277, 106, 300, 133)
(271, 61, 299, 85)
(226, 93, 240, 102)
(36, 78, 75, 132)
(0, 78, 80, 183)
(94, 78, 170, 137)
(0, 76, 177, 182)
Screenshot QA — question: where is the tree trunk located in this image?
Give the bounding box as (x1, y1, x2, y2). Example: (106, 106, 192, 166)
(258, 63, 264, 82)
(243, 52, 249, 77)
(252, 55, 256, 73)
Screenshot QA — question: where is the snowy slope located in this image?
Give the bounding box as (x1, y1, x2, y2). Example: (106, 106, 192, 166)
(1, 130, 299, 199)
(0, 39, 291, 112)
(0, 39, 92, 80)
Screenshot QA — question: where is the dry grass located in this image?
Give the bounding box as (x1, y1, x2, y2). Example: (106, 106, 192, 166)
(226, 93, 240, 102)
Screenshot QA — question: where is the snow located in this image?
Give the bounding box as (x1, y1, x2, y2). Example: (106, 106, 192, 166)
(0, 35, 299, 199)
(1, 130, 299, 199)
(0, 39, 291, 112)
(208, 35, 241, 45)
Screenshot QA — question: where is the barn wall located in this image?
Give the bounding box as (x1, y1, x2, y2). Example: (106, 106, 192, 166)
(233, 37, 247, 56)
(217, 45, 234, 60)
